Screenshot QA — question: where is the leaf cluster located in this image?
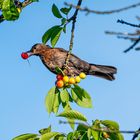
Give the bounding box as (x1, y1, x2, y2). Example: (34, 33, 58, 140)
(12, 119, 124, 140)
(45, 85, 92, 129)
(42, 4, 71, 48)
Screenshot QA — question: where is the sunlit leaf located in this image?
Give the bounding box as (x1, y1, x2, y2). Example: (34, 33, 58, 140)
(39, 125, 51, 135)
(2, 0, 19, 20)
(40, 132, 60, 140)
(67, 132, 73, 140)
(12, 133, 38, 140)
(91, 130, 99, 140)
(53, 90, 61, 114)
(87, 128, 91, 140)
(117, 133, 124, 140)
(71, 85, 92, 108)
(101, 120, 120, 130)
(58, 110, 87, 122)
(51, 27, 63, 48)
(42, 25, 60, 44)
(52, 4, 62, 18)
(45, 87, 56, 114)
(60, 89, 69, 103)
(68, 118, 75, 130)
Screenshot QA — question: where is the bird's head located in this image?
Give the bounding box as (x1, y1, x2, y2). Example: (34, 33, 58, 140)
(21, 43, 50, 59)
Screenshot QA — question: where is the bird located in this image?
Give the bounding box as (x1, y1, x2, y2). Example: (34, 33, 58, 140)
(22, 43, 117, 81)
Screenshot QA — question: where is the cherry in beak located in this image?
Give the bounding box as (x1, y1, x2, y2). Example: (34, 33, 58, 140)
(21, 51, 33, 60)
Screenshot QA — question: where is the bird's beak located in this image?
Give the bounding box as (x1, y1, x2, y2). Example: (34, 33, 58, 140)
(26, 51, 34, 57)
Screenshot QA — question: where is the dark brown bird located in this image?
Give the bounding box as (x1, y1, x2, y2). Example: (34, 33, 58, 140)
(24, 43, 117, 80)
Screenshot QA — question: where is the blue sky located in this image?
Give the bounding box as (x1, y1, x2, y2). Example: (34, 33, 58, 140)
(1, 0, 140, 139)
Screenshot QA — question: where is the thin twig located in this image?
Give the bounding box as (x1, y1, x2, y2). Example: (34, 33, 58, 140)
(118, 19, 140, 28)
(65, 2, 140, 15)
(117, 36, 138, 41)
(105, 30, 140, 36)
(21, 0, 33, 8)
(124, 36, 140, 53)
(59, 120, 140, 135)
(135, 46, 140, 51)
(64, 0, 82, 68)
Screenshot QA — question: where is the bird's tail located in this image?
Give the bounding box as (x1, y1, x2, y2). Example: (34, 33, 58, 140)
(88, 64, 117, 81)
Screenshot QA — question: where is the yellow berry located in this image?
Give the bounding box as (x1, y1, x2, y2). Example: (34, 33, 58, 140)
(63, 76, 69, 83)
(75, 76, 81, 83)
(79, 72, 86, 79)
(17, 8, 21, 13)
(69, 77, 75, 84)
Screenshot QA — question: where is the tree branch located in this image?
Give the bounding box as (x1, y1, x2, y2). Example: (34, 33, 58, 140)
(132, 127, 140, 140)
(64, 0, 83, 69)
(64, 2, 140, 15)
(105, 30, 140, 36)
(117, 19, 140, 28)
(59, 120, 140, 135)
(124, 36, 140, 53)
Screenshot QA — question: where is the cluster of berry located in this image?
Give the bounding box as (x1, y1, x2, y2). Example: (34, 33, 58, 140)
(56, 72, 86, 88)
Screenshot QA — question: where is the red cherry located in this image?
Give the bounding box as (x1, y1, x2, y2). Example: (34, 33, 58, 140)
(56, 74, 63, 80)
(21, 52, 28, 59)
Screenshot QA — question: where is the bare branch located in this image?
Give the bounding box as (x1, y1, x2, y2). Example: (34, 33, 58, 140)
(105, 30, 140, 36)
(124, 36, 140, 53)
(117, 36, 138, 41)
(117, 19, 140, 28)
(65, 2, 140, 15)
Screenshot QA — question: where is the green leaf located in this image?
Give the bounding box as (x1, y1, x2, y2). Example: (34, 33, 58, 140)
(51, 27, 63, 48)
(40, 132, 60, 140)
(67, 132, 73, 140)
(117, 133, 124, 140)
(60, 7, 72, 15)
(60, 89, 69, 103)
(61, 18, 67, 25)
(45, 87, 56, 114)
(77, 124, 88, 133)
(80, 132, 88, 140)
(58, 110, 87, 122)
(12, 133, 38, 140)
(67, 118, 75, 130)
(101, 120, 120, 130)
(0, 0, 4, 9)
(54, 135, 65, 140)
(2, 0, 19, 21)
(42, 25, 60, 44)
(87, 128, 91, 140)
(71, 85, 92, 108)
(53, 90, 61, 114)
(73, 131, 81, 139)
(39, 125, 51, 135)
(91, 130, 99, 140)
(63, 25, 66, 33)
(52, 4, 62, 18)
